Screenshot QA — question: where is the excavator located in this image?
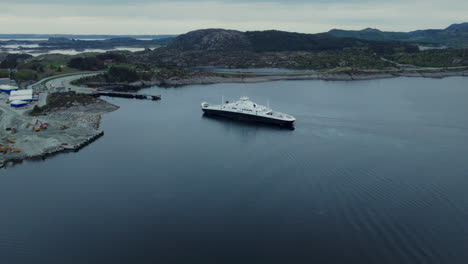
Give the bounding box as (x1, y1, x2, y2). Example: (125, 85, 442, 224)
(27, 120, 48, 132)
(27, 123, 41, 132)
(35, 120, 48, 129)
(0, 146, 21, 154)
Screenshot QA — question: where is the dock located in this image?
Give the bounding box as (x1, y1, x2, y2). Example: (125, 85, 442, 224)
(92, 91, 161, 101)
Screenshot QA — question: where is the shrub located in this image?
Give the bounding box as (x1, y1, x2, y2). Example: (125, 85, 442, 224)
(68, 57, 105, 70)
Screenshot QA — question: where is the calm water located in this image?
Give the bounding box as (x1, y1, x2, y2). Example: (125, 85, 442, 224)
(1, 77, 468, 264)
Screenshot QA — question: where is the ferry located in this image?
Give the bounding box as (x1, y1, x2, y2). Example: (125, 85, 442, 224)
(201, 97, 295, 126)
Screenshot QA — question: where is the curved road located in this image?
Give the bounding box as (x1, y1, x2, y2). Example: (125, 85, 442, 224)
(45, 73, 100, 94)
(30, 72, 101, 107)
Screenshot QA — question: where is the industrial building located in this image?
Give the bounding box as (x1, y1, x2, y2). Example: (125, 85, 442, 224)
(9, 89, 34, 102)
(10, 100, 28, 108)
(0, 84, 18, 94)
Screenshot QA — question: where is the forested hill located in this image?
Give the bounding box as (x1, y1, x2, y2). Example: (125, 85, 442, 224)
(165, 28, 417, 54)
(328, 23, 468, 48)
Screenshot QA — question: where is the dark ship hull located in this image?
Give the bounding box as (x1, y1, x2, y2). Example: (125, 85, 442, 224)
(203, 108, 294, 127)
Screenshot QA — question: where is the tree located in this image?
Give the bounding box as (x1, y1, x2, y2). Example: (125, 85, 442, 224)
(68, 57, 105, 70)
(106, 66, 139, 82)
(0, 60, 18, 69)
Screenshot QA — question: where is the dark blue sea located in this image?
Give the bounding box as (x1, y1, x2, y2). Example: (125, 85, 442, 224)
(1, 77, 467, 264)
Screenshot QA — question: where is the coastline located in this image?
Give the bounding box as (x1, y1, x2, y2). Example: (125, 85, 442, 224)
(152, 69, 468, 86)
(2, 68, 467, 169)
(77, 69, 468, 90)
(0, 96, 118, 169)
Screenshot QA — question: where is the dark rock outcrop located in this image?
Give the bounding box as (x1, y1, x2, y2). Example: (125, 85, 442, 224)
(167, 29, 252, 51)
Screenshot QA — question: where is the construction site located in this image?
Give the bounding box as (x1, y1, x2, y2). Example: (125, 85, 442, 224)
(0, 75, 120, 168)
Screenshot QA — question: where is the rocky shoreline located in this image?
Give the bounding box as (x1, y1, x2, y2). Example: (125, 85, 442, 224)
(2, 68, 466, 169)
(148, 69, 468, 86)
(0, 93, 118, 169)
(0, 131, 105, 169)
(78, 69, 468, 90)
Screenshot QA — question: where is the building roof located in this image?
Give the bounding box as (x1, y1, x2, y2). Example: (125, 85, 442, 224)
(9, 89, 33, 101)
(10, 100, 27, 104)
(10, 89, 33, 96)
(0, 84, 18, 91)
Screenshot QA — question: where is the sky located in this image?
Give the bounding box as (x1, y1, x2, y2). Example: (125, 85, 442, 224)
(0, 0, 466, 35)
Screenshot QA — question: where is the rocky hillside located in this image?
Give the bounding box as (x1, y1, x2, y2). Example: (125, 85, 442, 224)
(167, 29, 251, 51)
(165, 28, 415, 53)
(130, 28, 417, 69)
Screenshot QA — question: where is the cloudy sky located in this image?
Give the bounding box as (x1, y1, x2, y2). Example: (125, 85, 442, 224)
(0, 0, 466, 34)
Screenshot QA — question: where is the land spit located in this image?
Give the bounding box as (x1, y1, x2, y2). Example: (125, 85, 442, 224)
(0, 92, 118, 169)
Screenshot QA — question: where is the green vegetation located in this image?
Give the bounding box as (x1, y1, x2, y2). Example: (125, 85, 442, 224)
(105, 66, 139, 82)
(68, 57, 105, 71)
(96, 52, 127, 63)
(292, 49, 395, 69)
(0, 70, 9, 78)
(386, 49, 468, 67)
(11, 71, 38, 81)
(0, 54, 34, 69)
(31, 91, 99, 116)
(245, 30, 417, 54)
(0, 59, 18, 69)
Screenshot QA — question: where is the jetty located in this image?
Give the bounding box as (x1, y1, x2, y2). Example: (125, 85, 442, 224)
(92, 91, 161, 101)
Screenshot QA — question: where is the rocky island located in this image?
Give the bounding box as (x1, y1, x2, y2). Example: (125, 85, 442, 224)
(73, 27, 468, 88)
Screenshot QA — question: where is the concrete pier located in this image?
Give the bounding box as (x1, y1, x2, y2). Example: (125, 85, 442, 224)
(92, 91, 161, 101)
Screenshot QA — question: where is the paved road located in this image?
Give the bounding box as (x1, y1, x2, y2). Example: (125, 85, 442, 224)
(45, 73, 100, 94)
(32, 72, 101, 107)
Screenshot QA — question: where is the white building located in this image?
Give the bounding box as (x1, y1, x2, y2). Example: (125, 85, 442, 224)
(0, 84, 18, 94)
(9, 89, 33, 102)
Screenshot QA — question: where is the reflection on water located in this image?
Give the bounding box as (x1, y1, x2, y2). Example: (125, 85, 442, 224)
(202, 114, 295, 131)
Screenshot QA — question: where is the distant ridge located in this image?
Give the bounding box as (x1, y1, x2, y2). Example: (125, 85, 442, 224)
(328, 23, 468, 47)
(0, 34, 177, 40)
(445, 22, 468, 32)
(166, 28, 416, 53)
(136, 28, 418, 69)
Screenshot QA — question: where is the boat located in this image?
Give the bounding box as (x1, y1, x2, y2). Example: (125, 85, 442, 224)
(201, 97, 295, 126)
